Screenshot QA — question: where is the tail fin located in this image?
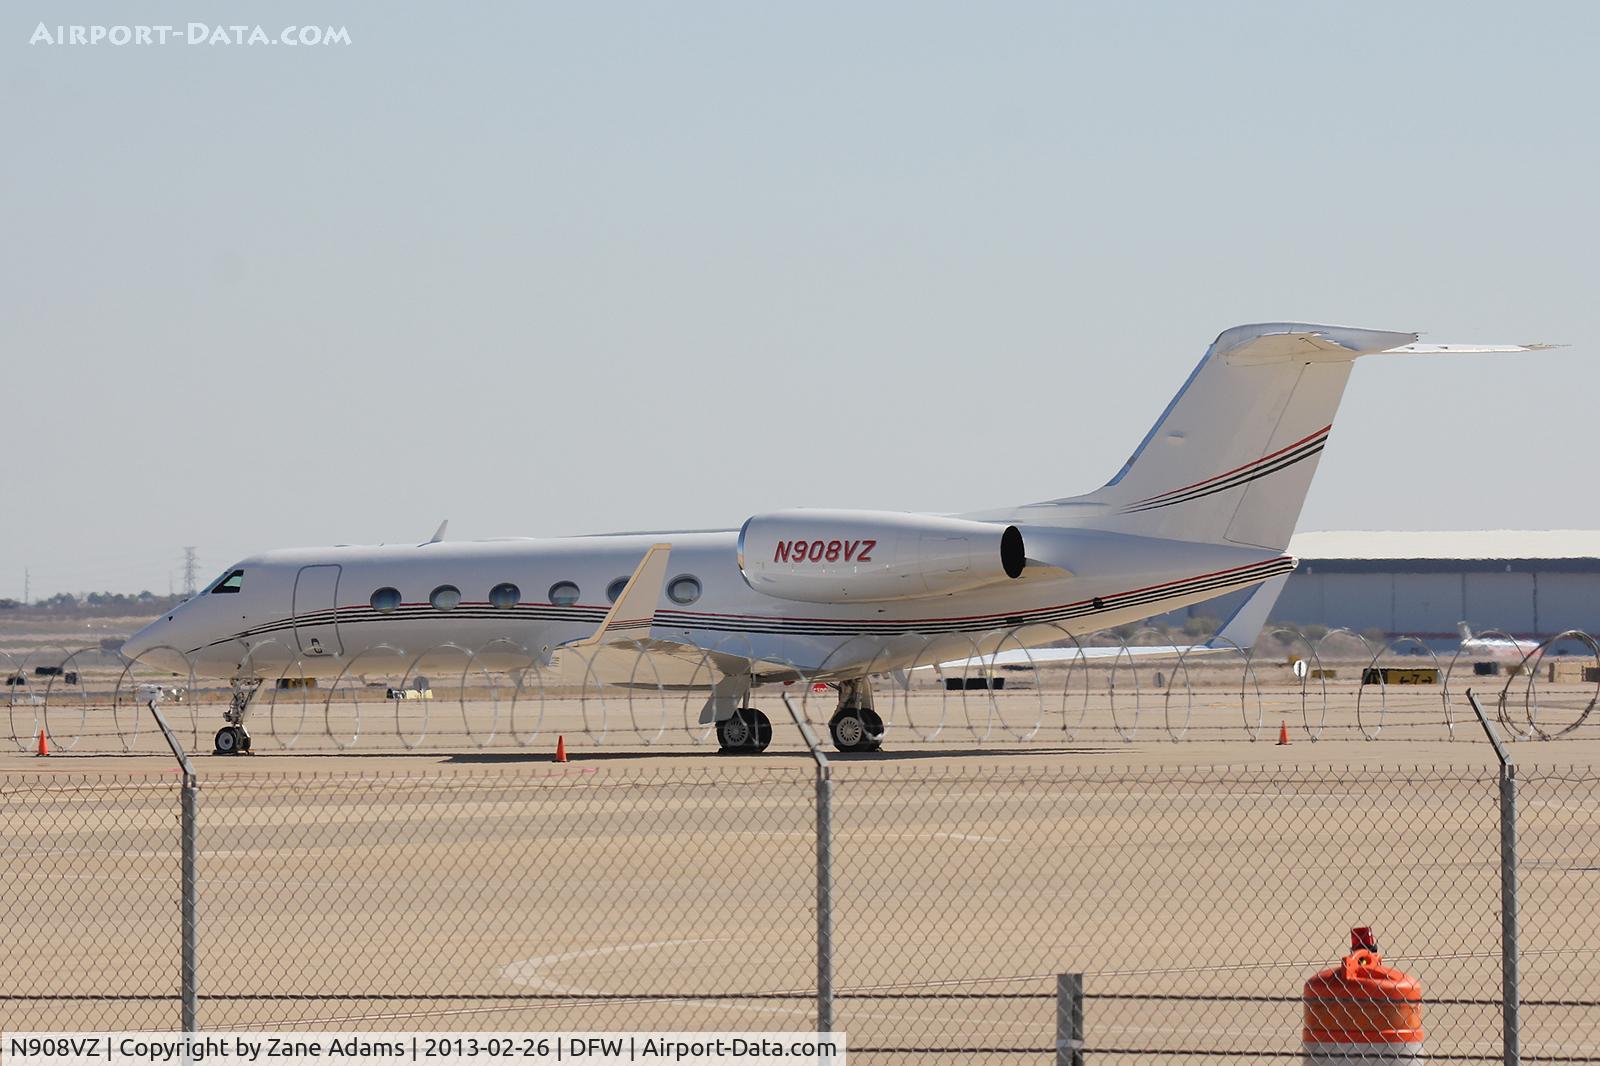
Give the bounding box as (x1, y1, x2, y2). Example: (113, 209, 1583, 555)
(984, 324, 1547, 552)
(1458, 621, 1473, 642)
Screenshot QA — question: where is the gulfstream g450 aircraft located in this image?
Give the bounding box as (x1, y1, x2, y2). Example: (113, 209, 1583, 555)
(121, 323, 1548, 754)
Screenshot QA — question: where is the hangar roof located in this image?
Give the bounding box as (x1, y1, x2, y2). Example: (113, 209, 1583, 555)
(1289, 530, 1600, 562)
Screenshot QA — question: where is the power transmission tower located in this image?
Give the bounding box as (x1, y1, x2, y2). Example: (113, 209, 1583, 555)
(182, 548, 200, 597)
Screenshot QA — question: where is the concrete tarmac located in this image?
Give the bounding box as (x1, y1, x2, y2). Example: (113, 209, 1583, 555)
(5, 687, 1598, 1061)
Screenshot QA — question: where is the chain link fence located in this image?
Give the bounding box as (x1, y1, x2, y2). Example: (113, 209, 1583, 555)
(3, 738, 1597, 1059)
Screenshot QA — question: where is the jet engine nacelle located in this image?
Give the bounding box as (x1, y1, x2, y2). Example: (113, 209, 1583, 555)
(737, 509, 1026, 604)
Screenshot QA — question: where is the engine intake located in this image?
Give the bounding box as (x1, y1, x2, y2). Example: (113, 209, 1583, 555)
(737, 509, 1026, 604)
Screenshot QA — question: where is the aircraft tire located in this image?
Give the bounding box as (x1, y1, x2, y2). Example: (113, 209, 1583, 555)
(748, 709, 772, 753)
(214, 725, 243, 756)
(717, 708, 769, 753)
(860, 708, 884, 752)
(829, 709, 884, 753)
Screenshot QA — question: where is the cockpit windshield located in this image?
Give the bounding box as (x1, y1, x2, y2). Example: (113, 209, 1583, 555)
(208, 569, 245, 594)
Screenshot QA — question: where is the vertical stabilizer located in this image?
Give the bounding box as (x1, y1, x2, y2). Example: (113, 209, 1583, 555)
(967, 323, 1548, 554)
(971, 323, 1423, 552)
(1070, 323, 1420, 551)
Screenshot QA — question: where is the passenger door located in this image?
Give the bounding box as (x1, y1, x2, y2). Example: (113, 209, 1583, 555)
(292, 565, 344, 658)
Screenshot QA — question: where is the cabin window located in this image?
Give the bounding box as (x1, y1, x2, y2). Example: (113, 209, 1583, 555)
(209, 570, 244, 595)
(430, 585, 461, 612)
(606, 576, 630, 603)
(489, 582, 521, 609)
(370, 587, 401, 614)
(667, 575, 702, 605)
(548, 581, 580, 607)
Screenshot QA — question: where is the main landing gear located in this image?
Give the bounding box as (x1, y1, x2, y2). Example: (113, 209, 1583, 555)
(827, 678, 884, 753)
(214, 678, 261, 755)
(710, 677, 886, 755)
(716, 707, 773, 754)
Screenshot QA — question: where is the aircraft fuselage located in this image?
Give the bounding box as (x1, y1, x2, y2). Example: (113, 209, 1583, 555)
(123, 529, 1291, 686)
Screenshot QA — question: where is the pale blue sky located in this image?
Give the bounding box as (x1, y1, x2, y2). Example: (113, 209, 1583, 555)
(4, 2, 1597, 598)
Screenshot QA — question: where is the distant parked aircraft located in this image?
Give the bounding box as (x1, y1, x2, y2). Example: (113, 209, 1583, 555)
(1456, 622, 1542, 668)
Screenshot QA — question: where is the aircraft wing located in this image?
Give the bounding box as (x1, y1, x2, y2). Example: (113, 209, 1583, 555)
(1212, 572, 1287, 647)
(548, 636, 756, 688)
(930, 571, 1288, 672)
(933, 643, 1217, 671)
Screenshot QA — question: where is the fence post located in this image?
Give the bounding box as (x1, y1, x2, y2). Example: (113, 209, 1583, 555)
(1056, 973, 1084, 1066)
(1498, 761, 1519, 1066)
(1467, 689, 1519, 1066)
(815, 765, 833, 1034)
(147, 698, 199, 1032)
(781, 693, 833, 1037)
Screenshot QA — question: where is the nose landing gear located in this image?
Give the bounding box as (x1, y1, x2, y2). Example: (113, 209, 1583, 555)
(214, 678, 260, 755)
(214, 724, 251, 754)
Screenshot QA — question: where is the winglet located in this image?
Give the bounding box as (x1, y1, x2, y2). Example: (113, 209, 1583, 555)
(1207, 572, 1289, 649)
(424, 520, 449, 545)
(564, 543, 672, 649)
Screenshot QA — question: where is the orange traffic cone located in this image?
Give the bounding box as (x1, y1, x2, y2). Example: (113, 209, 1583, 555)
(1277, 720, 1291, 746)
(36, 729, 49, 757)
(554, 735, 568, 763)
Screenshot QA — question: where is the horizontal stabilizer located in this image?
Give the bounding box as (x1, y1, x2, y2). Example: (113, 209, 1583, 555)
(1383, 342, 1563, 355)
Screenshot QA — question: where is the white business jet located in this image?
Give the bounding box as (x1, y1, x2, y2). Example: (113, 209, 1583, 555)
(1455, 622, 1543, 669)
(120, 323, 1548, 754)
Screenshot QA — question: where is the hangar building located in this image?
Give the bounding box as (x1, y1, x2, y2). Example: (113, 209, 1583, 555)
(1262, 530, 1600, 639)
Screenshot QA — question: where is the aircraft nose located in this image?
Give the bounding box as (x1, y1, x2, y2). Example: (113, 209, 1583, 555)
(120, 617, 190, 673)
(119, 622, 152, 661)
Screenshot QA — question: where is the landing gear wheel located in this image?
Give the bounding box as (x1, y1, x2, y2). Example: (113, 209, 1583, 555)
(747, 708, 772, 752)
(213, 725, 247, 755)
(829, 708, 884, 753)
(717, 708, 773, 753)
